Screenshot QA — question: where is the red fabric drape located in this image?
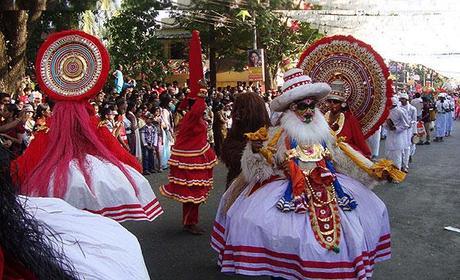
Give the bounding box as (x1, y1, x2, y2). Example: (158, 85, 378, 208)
(0, 247, 37, 280)
(338, 112, 372, 158)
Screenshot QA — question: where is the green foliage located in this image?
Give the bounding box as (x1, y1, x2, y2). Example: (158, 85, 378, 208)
(26, 0, 99, 71)
(256, 10, 323, 73)
(105, 1, 170, 81)
(174, 0, 323, 82)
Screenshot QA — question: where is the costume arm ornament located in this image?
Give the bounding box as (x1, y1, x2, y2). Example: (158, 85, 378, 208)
(241, 127, 283, 183)
(335, 136, 406, 183)
(244, 127, 284, 165)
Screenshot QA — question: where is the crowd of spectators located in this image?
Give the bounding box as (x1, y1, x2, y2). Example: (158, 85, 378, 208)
(4, 72, 458, 177)
(0, 74, 280, 177)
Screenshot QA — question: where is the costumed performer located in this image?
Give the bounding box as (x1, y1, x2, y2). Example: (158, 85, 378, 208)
(212, 68, 391, 280)
(221, 92, 271, 189)
(298, 35, 405, 183)
(455, 94, 460, 120)
(324, 79, 372, 158)
(160, 30, 218, 235)
(12, 30, 162, 223)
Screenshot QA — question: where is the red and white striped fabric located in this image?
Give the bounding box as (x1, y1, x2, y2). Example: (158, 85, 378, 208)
(211, 173, 391, 280)
(86, 198, 163, 223)
(50, 155, 163, 223)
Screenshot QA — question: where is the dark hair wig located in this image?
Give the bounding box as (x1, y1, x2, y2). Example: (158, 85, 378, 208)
(227, 92, 270, 141)
(221, 92, 271, 187)
(0, 160, 78, 279)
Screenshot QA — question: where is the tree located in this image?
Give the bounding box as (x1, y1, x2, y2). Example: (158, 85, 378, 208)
(172, 0, 323, 88)
(105, 0, 170, 82)
(0, 0, 45, 93)
(0, 0, 98, 94)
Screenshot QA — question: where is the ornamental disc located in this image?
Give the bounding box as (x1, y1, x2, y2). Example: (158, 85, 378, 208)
(297, 35, 393, 138)
(35, 30, 110, 101)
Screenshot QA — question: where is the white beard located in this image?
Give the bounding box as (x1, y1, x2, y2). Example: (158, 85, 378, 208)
(280, 109, 333, 146)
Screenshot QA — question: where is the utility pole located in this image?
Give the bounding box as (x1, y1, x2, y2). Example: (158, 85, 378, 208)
(253, 11, 257, 49)
(209, 25, 217, 88)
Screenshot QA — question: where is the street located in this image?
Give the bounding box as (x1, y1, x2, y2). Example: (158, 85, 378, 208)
(124, 122, 460, 280)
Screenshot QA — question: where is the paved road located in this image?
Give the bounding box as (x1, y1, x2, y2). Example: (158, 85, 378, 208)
(124, 121, 460, 280)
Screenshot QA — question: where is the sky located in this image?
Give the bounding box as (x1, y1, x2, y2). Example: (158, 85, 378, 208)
(289, 0, 460, 80)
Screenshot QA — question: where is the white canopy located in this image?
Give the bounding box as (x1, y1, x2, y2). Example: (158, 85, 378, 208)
(285, 0, 460, 81)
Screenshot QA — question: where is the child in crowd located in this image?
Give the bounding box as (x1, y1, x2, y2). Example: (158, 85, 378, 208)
(140, 113, 159, 175)
(34, 103, 51, 131)
(91, 102, 100, 117)
(99, 107, 117, 134)
(151, 106, 163, 173)
(136, 107, 146, 131)
(22, 104, 35, 147)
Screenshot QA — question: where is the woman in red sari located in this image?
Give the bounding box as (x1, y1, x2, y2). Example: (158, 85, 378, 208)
(324, 80, 372, 158)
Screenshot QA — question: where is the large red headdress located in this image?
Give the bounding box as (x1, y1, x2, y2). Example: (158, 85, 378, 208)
(35, 30, 110, 102)
(188, 30, 204, 99)
(15, 30, 139, 198)
(179, 30, 205, 111)
(297, 35, 393, 138)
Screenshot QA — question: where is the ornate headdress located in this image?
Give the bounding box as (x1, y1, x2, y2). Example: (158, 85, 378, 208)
(297, 35, 394, 138)
(326, 78, 349, 103)
(36, 30, 110, 101)
(16, 30, 138, 198)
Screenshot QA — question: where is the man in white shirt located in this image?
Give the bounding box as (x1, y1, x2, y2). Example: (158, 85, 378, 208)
(384, 96, 410, 171)
(367, 126, 382, 160)
(434, 93, 449, 142)
(410, 92, 423, 120)
(399, 92, 418, 171)
(445, 95, 454, 137)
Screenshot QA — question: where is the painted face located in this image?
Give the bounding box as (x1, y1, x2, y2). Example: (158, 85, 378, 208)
(326, 99, 342, 114)
(291, 98, 316, 123)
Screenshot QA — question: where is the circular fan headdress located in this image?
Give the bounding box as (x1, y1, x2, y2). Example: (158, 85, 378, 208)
(297, 35, 393, 138)
(35, 30, 110, 101)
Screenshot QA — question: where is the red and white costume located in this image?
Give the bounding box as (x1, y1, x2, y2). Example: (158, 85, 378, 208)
(212, 68, 391, 280)
(12, 30, 162, 223)
(160, 96, 217, 204)
(160, 30, 217, 226)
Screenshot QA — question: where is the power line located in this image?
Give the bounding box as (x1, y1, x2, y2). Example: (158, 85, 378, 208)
(397, 53, 460, 56)
(277, 9, 458, 17)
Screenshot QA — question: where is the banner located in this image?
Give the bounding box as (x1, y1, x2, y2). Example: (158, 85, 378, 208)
(247, 49, 265, 81)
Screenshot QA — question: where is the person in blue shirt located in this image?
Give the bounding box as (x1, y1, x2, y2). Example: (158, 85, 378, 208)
(113, 65, 124, 94)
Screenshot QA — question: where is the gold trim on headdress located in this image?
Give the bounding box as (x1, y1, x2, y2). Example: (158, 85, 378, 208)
(327, 79, 348, 102)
